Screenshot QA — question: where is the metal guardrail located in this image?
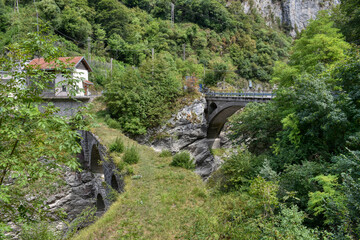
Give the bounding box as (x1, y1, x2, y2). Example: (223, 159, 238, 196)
(205, 91, 275, 98)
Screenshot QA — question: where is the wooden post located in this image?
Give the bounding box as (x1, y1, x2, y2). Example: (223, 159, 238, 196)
(183, 44, 186, 61)
(87, 37, 91, 62)
(110, 58, 113, 77)
(152, 48, 155, 76)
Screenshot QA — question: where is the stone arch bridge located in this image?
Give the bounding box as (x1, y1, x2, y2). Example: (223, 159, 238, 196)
(77, 131, 124, 213)
(205, 92, 274, 140)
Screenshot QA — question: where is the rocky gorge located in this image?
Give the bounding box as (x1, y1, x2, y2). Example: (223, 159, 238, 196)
(140, 97, 225, 178)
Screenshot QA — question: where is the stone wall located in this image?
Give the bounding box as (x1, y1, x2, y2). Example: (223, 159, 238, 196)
(45, 131, 124, 233)
(40, 97, 90, 116)
(6, 131, 123, 239)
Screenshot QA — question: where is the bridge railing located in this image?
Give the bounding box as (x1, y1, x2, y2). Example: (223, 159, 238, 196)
(205, 90, 275, 98)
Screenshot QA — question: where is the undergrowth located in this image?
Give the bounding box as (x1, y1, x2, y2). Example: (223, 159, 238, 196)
(109, 137, 124, 153)
(123, 146, 140, 164)
(170, 151, 195, 170)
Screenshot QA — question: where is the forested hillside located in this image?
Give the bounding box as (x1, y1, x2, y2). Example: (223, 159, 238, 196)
(222, 3, 360, 239)
(0, 0, 291, 82)
(2, 0, 360, 239)
(0, 0, 293, 133)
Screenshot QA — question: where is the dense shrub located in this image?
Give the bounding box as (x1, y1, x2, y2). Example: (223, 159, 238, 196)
(170, 151, 195, 170)
(104, 53, 182, 135)
(21, 222, 60, 240)
(229, 102, 282, 155)
(105, 115, 122, 130)
(208, 150, 263, 192)
(109, 137, 124, 153)
(123, 146, 140, 164)
(116, 160, 125, 171)
(159, 150, 172, 157)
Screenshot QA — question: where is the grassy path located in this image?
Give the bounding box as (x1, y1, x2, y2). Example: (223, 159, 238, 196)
(74, 124, 209, 239)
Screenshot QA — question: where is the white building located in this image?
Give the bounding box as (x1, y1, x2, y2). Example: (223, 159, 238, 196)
(28, 56, 93, 97)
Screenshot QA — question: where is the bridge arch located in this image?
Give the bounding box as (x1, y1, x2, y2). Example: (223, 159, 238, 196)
(205, 93, 273, 141)
(208, 102, 218, 115)
(96, 194, 105, 212)
(90, 144, 103, 174)
(111, 174, 120, 192)
(207, 102, 246, 139)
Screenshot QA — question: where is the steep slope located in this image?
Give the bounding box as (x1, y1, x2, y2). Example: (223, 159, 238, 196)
(74, 121, 208, 239)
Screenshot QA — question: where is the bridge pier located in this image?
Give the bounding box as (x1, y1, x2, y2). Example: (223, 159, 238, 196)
(207, 138, 221, 149)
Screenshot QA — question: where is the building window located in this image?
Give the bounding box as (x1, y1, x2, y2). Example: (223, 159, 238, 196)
(62, 85, 67, 92)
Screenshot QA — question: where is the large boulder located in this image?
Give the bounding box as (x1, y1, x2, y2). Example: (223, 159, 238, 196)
(144, 97, 221, 178)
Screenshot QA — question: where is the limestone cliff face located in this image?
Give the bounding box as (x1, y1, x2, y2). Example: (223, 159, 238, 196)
(236, 0, 339, 37)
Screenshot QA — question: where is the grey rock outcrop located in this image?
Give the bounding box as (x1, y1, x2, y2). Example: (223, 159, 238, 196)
(237, 0, 339, 37)
(5, 170, 103, 239)
(46, 171, 97, 224)
(143, 97, 220, 178)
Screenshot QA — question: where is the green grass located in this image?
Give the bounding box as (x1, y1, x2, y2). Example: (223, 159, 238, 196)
(74, 115, 209, 239)
(76, 98, 320, 240)
(77, 99, 274, 239)
(159, 149, 172, 157)
(211, 148, 226, 157)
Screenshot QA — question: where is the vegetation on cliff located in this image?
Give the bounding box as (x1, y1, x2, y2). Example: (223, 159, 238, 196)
(0, 0, 292, 134)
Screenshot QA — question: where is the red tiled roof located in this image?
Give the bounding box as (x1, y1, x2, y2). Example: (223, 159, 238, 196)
(83, 80, 94, 85)
(28, 56, 92, 72)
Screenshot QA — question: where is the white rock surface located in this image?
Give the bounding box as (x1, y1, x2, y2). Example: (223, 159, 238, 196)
(237, 0, 339, 37)
(143, 97, 221, 178)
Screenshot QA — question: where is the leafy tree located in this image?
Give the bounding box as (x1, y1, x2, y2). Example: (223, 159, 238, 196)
(249, 176, 279, 217)
(0, 32, 86, 236)
(331, 151, 360, 238)
(95, 0, 131, 38)
(272, 11, 351, 87)
(271, 61, 299, 87)
(338, 0, 360, 44)
(292, 12, 350, 67)
(272, 73, 352, 166)
(208, 150, 262, 192)
(0, 0, 10, 33)
(57, 6, 92, 42)
(203, 57, 236, 86)
(229, 102, 282, 154)
(262, 205, 318, 240)
(104, 52, 181, 134)
(37, 0, 61, 20)
(279, 161, 328, 210)
(224, 21, 360, 236)
(308, 175, 347, 227)
(125, 0, 234, 32)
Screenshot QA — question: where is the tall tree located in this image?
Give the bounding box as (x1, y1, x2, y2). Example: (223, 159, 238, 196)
(272, 11, 351, 87)
(339, 0, 360, 44)
(0, 32, 87, 236)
